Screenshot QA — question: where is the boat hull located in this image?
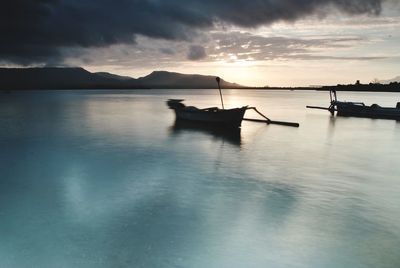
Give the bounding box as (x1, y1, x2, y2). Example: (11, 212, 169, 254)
(167, 99, 247, 128)
(335, 102, 400, 120)
(174, 107, 247, 128)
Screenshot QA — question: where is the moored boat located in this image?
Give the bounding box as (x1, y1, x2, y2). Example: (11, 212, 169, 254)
(166, 77, 299, 128)
(335, 101, 400, 120)
(307, 90, 400, 120)
(167, 99, 247, 128)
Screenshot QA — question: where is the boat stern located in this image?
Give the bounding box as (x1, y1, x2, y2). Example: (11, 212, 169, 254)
(167, 99, 185, 110)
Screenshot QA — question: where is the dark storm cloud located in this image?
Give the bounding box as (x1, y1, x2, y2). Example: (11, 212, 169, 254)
(0, 0, 386, 64)
(159, 48, 176, 55)
(187, 45, 206, 60)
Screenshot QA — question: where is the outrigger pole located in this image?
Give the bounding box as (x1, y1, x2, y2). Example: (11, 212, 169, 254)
(244, 107, 300, 127)
(214, 76, 299, 127)
(306, 89, 337, 115)
(216, 77, 225, 110)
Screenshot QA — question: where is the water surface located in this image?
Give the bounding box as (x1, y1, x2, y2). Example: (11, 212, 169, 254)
(1, 90, 399, 268)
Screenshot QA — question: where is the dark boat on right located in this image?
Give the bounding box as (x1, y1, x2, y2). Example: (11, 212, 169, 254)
(307, 90, 400, 120)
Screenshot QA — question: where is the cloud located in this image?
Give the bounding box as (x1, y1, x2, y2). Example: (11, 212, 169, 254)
(187, 45, 207, 60)
(207, 31, 391, 62)
(0, 0, 388, 64)
(159, 48, 176, 55)
(67, 31, 389, 74)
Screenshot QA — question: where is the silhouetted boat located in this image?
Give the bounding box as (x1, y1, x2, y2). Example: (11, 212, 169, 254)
(335, 101, 400, 120)
(167, 99, 247, 128)
(166, 77, 299, 128)
(307, 90, 400, 120)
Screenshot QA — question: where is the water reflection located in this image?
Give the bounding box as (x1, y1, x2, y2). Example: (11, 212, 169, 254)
(1, 90, 400, 268)
(169, 120, 242, 146)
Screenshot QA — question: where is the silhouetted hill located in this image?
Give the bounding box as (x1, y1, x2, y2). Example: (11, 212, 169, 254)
(95, 72, 133, 80)
(0, 68, 243, 89)
(137, 71, 243, 89)
(0, 67, 140, 89)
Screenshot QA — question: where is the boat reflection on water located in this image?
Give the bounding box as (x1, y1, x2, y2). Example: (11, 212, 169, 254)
(169, 120, 242, 146)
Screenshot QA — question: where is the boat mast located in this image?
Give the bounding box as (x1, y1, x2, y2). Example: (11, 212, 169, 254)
(330, 89, 337, 103)
(216, 77, 225, 110)
(329, 89, 337, 115)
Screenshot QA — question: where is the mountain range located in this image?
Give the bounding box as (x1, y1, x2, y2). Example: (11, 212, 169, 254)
(1, 67, 399, 90)
(0, 67, 243, 90)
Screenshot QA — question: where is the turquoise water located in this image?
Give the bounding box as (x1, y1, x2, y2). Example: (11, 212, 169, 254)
(1, 90, 399, 268)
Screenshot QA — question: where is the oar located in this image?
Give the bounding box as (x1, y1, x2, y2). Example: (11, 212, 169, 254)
(306, 105, 332, 111)
(245, 107, 300, 127)
(306, 105, 336, 115)
(244, 118, 299, 127)
(268, 120, 300, 127)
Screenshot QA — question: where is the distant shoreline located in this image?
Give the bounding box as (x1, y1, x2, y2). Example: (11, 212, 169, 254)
(1, 67, 399, 92)
(3, 87, 400, 92)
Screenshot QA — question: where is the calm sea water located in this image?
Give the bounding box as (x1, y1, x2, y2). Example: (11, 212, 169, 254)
(1, 89, 399, 268)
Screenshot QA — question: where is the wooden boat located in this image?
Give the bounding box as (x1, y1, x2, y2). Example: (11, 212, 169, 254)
(167, 99, 247, 128)
(307, 90, 400, 120)
(166, 77, 299, 128)
(334, 101, 400, 120)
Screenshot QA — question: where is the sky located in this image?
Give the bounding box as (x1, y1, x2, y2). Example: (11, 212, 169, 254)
(1, 0, 400, 86)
